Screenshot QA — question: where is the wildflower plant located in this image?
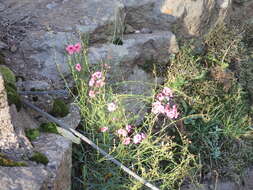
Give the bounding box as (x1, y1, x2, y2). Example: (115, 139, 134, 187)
(66, 40, 198, 189)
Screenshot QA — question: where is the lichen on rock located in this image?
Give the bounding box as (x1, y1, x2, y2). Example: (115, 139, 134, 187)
(29, 152, 49, 165)
(0, 154, 27, 167)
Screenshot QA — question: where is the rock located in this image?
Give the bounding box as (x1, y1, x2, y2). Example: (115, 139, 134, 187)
(0, 74, 19, 152)
(214, 182, 239, 190)
(0, 167, 49, 190)
(124, 24, 135, 34)
(0, 41, 8, 49)
(162, 0, 231, 36)
(140, 28, 152, 34)
(10, 45, 17, 53)
(0, 102, 81, 190)
(0, 3, 5, 12)
(0, 0, 231, 90)
(32, 103, 81, 190)
(243, 167, 253, 190)
(118, 66, 163, 125)
(9, 106, 37, 150)
(89, 31, 178, 81)
(123, 0, 176, 31)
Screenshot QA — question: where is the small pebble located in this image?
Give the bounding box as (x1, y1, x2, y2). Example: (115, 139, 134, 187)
(140, 28, 152, 34)
(10, 45, 17, 53)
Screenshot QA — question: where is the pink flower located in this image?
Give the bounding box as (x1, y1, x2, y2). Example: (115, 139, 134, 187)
(156, 93, 165, 101)
(165, 105, 179, 119)
(107, 102, 117, 112)
(162, 87, 173, 97)
(123, 137, 131, 145)
(140, 133, 146, 140)
(75, 64, 82, 72)
(92, 71, 103, 79)
(95, 79, 105, 88)
(117, 129, 128, 137)
(125, 125, 133, 133)
(151, 101, 165, 114)
(133, 134, 143, 144)
(104, 64, 111, 69)
(89, 78, 95, 87)
(66, 45, 75, 55)
(100, 127, 108, 132)
(88, 90, 96, 98)
(74, 42, 82, 53)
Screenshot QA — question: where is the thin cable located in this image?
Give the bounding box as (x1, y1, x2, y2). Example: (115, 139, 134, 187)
(18, 90, 69, 96)
(22, 99, 160, 190)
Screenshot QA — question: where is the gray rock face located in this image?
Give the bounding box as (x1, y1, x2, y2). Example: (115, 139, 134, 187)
(0, 167, 49, 190)
(162, 0, 231, 37)
(89, 31, 178, 81)
(0, 0, 230, 90)
(0, 74, 19, 151)
(0, 101, 81, 190)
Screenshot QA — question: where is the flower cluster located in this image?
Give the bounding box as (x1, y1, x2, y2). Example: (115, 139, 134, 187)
(88, 71, 105, 98)
(107, 102, 117, 112)
(152, 87, 179, 119)
(66, 42, 82, 55)
(117, 125, 146, 145)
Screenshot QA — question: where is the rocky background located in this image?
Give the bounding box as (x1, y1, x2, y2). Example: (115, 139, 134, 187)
(0, 0, 253, 190)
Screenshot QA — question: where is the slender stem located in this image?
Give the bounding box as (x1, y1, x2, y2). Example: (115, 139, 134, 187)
(22, 99, 160, 190)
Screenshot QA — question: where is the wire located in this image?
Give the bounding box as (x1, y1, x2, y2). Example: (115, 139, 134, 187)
(22, 99, 160, 190)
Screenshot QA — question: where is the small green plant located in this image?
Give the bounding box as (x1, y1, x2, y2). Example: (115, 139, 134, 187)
(25, 128, 40, 141)
(39, 122, 58, 134)
(51, 99, 69, 117)
(5, 84, 22, 111)
(0, 65, 16, 85)
(29, 152, 49, 165)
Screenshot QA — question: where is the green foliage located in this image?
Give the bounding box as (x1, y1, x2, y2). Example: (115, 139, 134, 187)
(39, 122, 58, 134)
(0, 65, 16, 85)
(68, 24, 253, 189)
(0, 65, 21, 111)
(112, 37, 123, 45)
(68, 40, 198, 189)
(167, 30, 252, 177)
(5, 84, 22, 111)
(51, 99, 69, 117)
(29, 152, 49, 165)
(0, 154, 27, 167)
(25, 128, 40, 141)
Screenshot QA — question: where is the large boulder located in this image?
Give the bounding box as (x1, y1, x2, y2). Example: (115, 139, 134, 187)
(0, 0, 231, 90)
(161, 0, 232, 37)
(0, 74, 19, 152)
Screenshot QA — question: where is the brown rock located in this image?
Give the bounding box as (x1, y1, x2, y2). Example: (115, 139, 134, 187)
(0, 74, 19, 152)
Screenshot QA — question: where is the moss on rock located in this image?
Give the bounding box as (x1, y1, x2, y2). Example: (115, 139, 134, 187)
(40, 122, 58, 134)
(0, 154, 27, 167)
(51, 99, 69, 117)
(29, 152, 49, 165)
(25, 128, 40, 141)
(0, 65, 21, 111)
(0, 65, 16, 85)
(5, 84, 22, 111)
